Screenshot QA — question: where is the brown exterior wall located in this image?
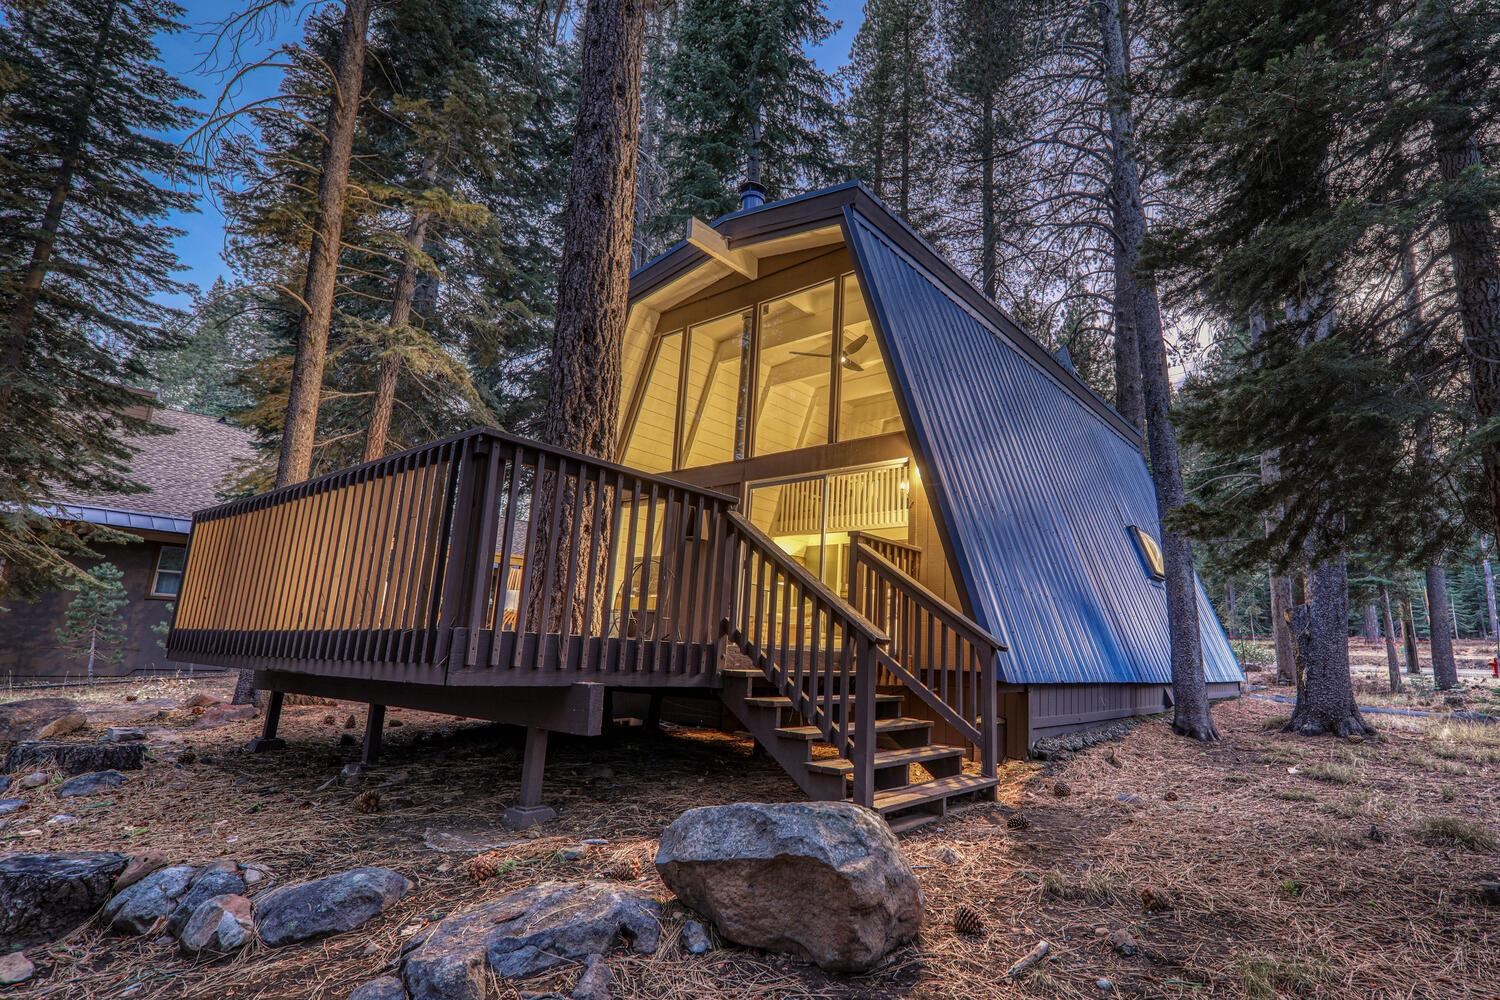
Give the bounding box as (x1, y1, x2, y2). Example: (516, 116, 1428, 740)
(0, 537, 207, 680)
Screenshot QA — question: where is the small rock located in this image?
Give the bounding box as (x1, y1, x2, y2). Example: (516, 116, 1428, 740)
(255, 866, 410, 947)
(421, 828, 518, 854)
(1114, 793, 1144, 806)
(241, 865, 267, 887)
(0, 800, 25, 817)
(193, 704, 256, 728)
(178, 893, 254, 954)
(57, 770, 127, 798)
(933, 845, 962, 864)
(104, 864, 197, 935)
(1052, 781, 1072, 798)
(103, 727, 147, 743)
(116, 852, 169, 891)
(1096, 978, 1115, 992)
(35, 712, 87, 739)
(681, 920, 713, 955)
(167, 862, 247, 937)
(560, 847, 589, 862)
(1108, 928, 1138, 956)
(1477, 876, 1500, 906)
(46, 813, 78, 827)
(350, 976, 408, 1000)
(19, 773, 48, 789)
(0, 951, 34, 986)
(184, 693, 220, 709)
(572, 954, 612, 1000)
(582, 838, 609, 847)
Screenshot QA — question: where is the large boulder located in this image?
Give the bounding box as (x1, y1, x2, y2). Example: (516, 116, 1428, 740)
(102, 861, 246, 937)
(350, 977, 408, 1000)
(0, 699, 80, 743)
(3, 741, 146, 776)
(401, 881, 661, 1000)
(0, 852, 128, 950)
(255, 867, 409, 947)
(654, 802, 922, 972)
(178, 893, 254, 954)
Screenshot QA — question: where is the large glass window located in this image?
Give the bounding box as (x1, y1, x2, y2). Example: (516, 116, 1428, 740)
(151, 545, 185, 598)
(680, 311, 751, 467)
(620, 331, 681, 472)
(753, 281, 835, 456)
(836, 274, 902, 441)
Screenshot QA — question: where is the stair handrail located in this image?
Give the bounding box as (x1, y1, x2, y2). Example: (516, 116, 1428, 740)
(849, 538, 1004, 781)
(722, 511, 887, 806)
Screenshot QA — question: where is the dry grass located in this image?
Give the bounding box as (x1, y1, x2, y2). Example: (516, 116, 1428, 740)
(1, 682, 1498, 998)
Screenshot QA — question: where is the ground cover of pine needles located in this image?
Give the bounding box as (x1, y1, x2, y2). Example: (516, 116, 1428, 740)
(2, 675, 1497, 999)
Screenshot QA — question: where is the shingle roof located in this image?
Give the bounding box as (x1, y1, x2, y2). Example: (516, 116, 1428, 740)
(51, 407, 257, 529)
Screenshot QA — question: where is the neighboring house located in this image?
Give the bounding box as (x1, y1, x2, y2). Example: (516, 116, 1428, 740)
(167, 182, 1242, 829)
(0, 396, 256, 680)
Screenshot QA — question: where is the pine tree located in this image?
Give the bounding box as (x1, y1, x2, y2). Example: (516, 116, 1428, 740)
(147, 278, 267, 416)
(0, 0, 196, 599)
(55, 561, 129, 686)
(651, 0, 841, 236)
(842, 0, 946, 237)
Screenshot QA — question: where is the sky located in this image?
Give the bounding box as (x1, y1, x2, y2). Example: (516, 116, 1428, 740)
(156, 0, 865, 308)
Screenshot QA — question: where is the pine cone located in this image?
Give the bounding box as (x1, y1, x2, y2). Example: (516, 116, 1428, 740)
(607, 854, 642, 882)
(953, 906, 985, 936)
(1052, 780, 1071, 798)
(322, 714, 336, 725)
(343, 714, 358, 730)
(467, 850, 506, 882)
(352, 790, 381, 814)
(1006, 813, 1031, 830)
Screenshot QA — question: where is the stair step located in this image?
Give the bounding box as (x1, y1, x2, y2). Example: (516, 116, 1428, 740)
(805, 744, 966, 775)
(873, 774, 999, 815)
(743, 694, 903, 711)
(775, 717, 932, 741)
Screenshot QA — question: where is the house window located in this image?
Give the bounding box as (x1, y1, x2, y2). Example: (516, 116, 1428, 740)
(680, 310, 751, 467)
(1128, 526, 1165, 581)
(752, 281, 834, 456)
(151, 545, 186, 598)
(620, 331, 682, 472)
(836, 273, 902, 441)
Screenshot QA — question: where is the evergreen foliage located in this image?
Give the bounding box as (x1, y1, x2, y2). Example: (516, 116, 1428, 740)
(147, 277, 268, 417)
(55, 560, 129, 685)
(0, 0, 197, 599)
(650, 0, 842, 237)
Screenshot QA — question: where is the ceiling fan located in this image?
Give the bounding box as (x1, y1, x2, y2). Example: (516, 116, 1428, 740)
(791, 333, 869, 372)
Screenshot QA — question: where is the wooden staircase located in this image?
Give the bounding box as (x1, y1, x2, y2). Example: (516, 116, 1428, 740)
(719, 513, 1005, 832)
(719, 663, 996, 831)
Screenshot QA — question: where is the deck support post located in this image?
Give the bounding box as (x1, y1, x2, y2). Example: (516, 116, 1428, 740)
(245, 690, 286, 753)
(362, 704, 386, 765)
(503, 726, 557, 829)
(644, 693, 663, 735)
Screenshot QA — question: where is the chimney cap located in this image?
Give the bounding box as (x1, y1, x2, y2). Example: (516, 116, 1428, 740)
(738, 180, 767, 211)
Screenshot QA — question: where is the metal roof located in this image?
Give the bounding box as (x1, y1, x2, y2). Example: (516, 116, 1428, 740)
(842, 207, 1242, 687)
(47, 503, 191, 537)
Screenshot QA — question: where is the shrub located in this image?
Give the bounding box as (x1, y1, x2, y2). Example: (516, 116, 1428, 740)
(1416, 817, 1497, 851)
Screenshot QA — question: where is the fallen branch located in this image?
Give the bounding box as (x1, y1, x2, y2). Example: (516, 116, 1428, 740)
(1006, 939, 1050, 979)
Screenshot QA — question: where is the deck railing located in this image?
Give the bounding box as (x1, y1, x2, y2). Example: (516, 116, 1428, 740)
(169, 427, 738, 684)
(848, 537, 1002, 780)
(722, 512, 888, 805)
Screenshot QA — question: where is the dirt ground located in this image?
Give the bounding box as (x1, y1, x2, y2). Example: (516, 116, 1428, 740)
(2, 668, 1498, 999)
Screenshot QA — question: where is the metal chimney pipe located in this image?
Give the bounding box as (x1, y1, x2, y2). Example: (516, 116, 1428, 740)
(738, 180, 767, 211)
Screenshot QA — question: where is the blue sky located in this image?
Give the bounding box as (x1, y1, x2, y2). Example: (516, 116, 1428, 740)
(157, 0, 864, 307)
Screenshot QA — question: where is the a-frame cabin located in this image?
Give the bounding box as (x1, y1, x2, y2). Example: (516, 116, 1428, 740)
(167, 182, 1241, 831)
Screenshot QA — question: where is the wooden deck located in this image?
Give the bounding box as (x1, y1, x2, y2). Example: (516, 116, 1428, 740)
(167, 426, 1003, 828)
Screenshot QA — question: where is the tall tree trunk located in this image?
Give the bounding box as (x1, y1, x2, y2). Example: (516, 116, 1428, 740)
(1287, 553, 1373, 736)
(1270, 574, 1296, 684)
(541, 0, 647, 457)
(1098, 0, 1213, 739)
(1380, 584, 1403, 693)
(1100, 0, 1144, 435)
(239, 0, 370, 708)
(1401, 593, 1422, 673)
(979, 91, 997, 300)
(1482, 535, 1499, 643)
(274, 0, 372, 488)
(0, 0, 118, 412)
(1426, 562, 1459, 689)
(1362, 602, 1379, 642)
(363, 160, 438, 463)
(1424, 3, 1500, 559)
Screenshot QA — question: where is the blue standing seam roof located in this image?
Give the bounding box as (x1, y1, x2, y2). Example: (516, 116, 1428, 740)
(842, 208, 1242, 687)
